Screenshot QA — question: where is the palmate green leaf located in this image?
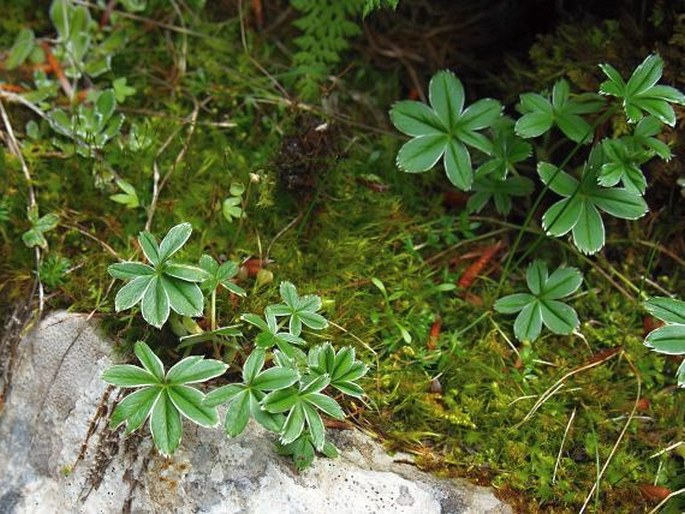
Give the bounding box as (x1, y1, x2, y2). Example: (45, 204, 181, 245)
(538, 162, 648, 254)
(495, 261, 582, 342)
(103, 343, 227, 454)
(599, 138, 649, 193)
(222, 197, 244, 222)
(599, 54, 685, 126)
(109, 223, 206, 328)
(390, 70, 502, 191)
(22, 209, 59, 249)
(632, 116, 672, 160)
(267, 282, 328, 337)
(475, 118, 532, 180)
(205, 349, 299, 436)
(198, 255, 245, 296)
(243, 312, 306, 354)
(307, 343, 367, 398)
(515, 80, 604, 143)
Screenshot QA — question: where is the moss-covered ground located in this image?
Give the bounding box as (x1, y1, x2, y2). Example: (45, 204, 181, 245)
(1, 1, 684, 512)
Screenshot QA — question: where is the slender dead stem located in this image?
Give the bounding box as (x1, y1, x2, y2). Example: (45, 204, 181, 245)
(145, 99, 200, 231)
(552, 407, 576, 484)
(579, 357, 642, 513)
(0, 99, 44, 315)
(238, 0, 291, 101)
(61, 223, 121, 259)
(0, 90, 50, 121)
(265, 212, 304, 261)
(71, 0, 204, 36)
(515, 348, 621, 427)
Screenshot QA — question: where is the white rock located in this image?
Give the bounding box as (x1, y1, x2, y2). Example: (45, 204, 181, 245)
(0, 311, 512, 514)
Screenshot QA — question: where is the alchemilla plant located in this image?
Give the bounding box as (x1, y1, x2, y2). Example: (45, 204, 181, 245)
(105, 223, 367, 467)
(389, 54, 685, 379)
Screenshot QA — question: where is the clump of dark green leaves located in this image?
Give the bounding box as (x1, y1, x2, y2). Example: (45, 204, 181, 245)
(22, 206, 59, 249)
(390, 70, 502, 190)
(495, 260, 582, 341)
(538, 159, 648, 255)
(49, 89, 124, 157)
(108, 223, 206, 328)
(103, 341, 228, 456)
(599, 54, 685, 126)
(389, 54, 684, 348)
(389, 55, 682, 256)
(104, 223, 368, 466)
(267, 281, 329, 336)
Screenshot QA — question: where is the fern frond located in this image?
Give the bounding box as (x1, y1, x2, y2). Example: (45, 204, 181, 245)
(290, 0, 365, 99)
